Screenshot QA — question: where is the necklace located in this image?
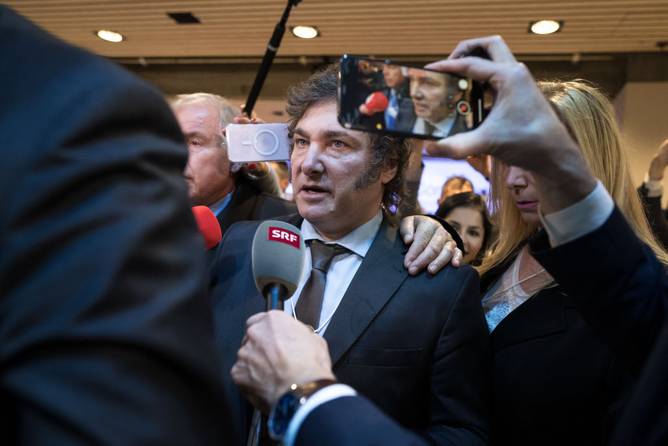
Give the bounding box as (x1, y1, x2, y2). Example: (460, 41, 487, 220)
(290, 298, 336, 335)
(487, 248, 555, 301)
(487, 268, 553, 300)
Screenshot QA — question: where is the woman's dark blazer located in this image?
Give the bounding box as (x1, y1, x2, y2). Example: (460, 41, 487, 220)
(480, 246, 633, 446)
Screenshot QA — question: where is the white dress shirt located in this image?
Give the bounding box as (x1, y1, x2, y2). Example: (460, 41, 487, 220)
(283, 180, 616, 446)
(283, 211, 382, 335)
(207, 192, 233, 217)
(643, 173, 664, 198)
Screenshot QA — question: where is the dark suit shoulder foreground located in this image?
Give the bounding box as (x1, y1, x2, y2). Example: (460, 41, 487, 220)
(296, 206, 668, 446)
(530, 206, 668, 446)
(1, 6, 232, 445)
(211, 217, 491, 446)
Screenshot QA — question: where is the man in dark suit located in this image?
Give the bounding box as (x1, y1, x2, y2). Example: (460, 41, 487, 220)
(0, 6, 234, 444)
(214, 65, 491, 445)
(357, 64, 417, 133)
(171, 93, 296, 234)
(233, 36, 668, 446)
(381, 64, 417, 132)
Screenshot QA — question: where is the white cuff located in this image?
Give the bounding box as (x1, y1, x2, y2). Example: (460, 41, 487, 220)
(540, 180, 614, 247)
(643, 173, 664, 198)
(283, 384, 357, 446)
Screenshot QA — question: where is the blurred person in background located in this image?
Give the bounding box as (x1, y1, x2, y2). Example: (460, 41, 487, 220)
(270, 161, 293, 200)
(437, 175, 474, 206)
(171, 93, 295, 234)
(637, 138, 668, 249)
(476, 79, 668, 446)
(436, 192, 494, 265)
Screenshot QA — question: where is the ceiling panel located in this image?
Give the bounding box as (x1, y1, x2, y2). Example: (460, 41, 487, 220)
(6, 0, 668, 59)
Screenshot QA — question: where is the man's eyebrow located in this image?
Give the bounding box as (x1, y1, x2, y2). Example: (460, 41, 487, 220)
(292, 127, 309, 138)
(184, 131, 207, 139)
(322, 130, 364, 145)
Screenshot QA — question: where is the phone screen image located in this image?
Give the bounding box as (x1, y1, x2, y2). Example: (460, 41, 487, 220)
(338, 55, 487, 140)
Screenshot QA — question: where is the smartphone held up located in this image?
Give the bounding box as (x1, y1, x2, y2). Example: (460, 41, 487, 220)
(338, 54, 492, 140)
(226, 123, 291, 163)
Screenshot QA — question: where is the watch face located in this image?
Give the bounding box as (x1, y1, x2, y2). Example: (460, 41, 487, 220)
(268, 392, 300, 440)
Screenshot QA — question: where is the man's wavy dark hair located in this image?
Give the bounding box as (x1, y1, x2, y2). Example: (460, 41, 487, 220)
(285, 65, 409, 220)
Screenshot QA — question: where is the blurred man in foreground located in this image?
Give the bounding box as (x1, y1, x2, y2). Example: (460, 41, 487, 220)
(1, 6, 233, 444)
(233, 36, 668, 446)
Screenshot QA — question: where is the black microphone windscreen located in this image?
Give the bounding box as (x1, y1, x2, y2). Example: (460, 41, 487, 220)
(251, 220, 306, 297)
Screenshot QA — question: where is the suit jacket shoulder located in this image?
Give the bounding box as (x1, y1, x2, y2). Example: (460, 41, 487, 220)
(0, 6, 231, 445)
(297, 395, 429, 446)
(322, 220, 490, 445)
(216, 180, 296, 234)
(530, 206, 668, 446)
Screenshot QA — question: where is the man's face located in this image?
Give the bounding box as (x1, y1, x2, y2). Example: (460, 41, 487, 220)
(174, 102, 234, 206)
(408, 69, 449, 123)
(383, 65, 405, 89)
(291, 100, 396, 240)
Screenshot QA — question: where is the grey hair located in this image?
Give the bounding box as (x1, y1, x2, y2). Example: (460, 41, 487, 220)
(170, 93, 240, 132)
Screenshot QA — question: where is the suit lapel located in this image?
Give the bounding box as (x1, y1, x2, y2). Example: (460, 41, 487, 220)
(324, 219, 408, 366)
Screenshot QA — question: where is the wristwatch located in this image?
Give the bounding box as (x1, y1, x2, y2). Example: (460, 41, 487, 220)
(267, 379, 337, 441)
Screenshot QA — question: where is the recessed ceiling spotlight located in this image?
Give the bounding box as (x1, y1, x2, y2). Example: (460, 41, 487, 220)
(291, 25, 319, 39)
(529, 20, 563, 35)
(95, 29, 124, 43)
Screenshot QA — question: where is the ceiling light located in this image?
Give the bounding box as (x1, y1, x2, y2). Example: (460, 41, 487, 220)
(291, 26, 319, 39)
(95, 29, 124, 43)
(529, 20, 562, 35)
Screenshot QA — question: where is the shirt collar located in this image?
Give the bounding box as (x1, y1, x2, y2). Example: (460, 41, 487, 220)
(300, 211, 383, 258)
(208, 191, 233, 217)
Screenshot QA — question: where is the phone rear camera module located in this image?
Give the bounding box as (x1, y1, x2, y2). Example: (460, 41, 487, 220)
(254, 130, 280, 156)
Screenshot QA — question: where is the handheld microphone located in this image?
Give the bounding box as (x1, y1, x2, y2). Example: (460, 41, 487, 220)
(192, 206, 222, 250)
(251, 220, 306, 311)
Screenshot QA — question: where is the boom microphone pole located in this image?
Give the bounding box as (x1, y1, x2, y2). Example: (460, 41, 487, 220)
(243, 0, 303, 117)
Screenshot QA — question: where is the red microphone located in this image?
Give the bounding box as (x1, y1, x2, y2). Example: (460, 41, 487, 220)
(192, 206, 222, 250)
(359, 91, 389, 116)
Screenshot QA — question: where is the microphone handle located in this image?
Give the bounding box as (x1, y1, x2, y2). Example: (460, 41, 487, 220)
(264, 283, 287, 311)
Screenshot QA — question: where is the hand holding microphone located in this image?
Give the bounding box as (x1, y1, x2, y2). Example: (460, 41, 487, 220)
(232, 310, 335, 414)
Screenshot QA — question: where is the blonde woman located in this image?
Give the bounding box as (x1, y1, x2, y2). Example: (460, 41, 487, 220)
(478, 80, 668, 446)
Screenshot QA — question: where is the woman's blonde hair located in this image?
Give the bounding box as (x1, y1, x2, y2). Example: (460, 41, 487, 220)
(478, 80, 668, 276)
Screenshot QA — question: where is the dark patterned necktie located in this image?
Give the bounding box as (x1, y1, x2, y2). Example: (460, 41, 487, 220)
(295, 240, 350, 329)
